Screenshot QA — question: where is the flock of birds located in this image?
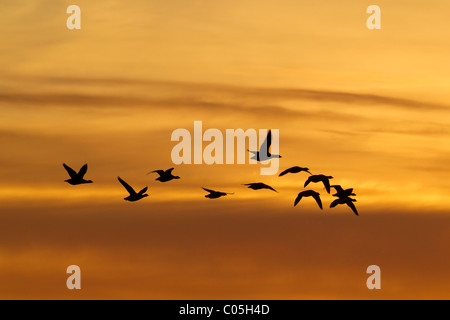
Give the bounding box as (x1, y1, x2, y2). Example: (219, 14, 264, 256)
(62, 130, 358, 216)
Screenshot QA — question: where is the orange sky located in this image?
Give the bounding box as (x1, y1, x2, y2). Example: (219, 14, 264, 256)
(0, 0, 450, 299)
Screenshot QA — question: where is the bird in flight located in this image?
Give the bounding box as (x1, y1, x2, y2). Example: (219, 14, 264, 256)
(118, 177, 149, 202)
(279, 166, 311, 177)
(63, 163, 93, 185)
(148, 168, 180, 182)
(304, 174, 333, 193)
(330, 197, 359, 216)
(202, 187, 233, 199)
(243, 182, 277, 192)
(248, 130, 282, 161)
(294, 190, 322, 209)
(331, 185, 356, 198)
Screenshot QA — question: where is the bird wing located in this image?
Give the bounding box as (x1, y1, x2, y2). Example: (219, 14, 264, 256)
(264, 184, 277, 192)
(322, 178, 331, 193)
(294, 193, 303, 206)
(63, 164, 78, 179)
(202, 187, 216, 194)
(166, 168, 175, 174)
(138, 187, 148, 195)
(118, 177, 137, 195)
(304, 177, 311, 188)
(279, 166, 297, 176)
(345, 188, 355, 196)
(78, 164, 88, 178)
(149, 170, 165, 175)
(259, 130, 272, 156)
(330, 199, 340, 208)
(312, 193, 323, 209)
(346, 200, 359, 216)
(331, 185, 344, 193)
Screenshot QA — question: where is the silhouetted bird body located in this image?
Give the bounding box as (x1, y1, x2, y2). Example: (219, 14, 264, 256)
(243, 182, 277, 192)
(304, 174, 333, 193)
(248, 130, 282, 161)
(149, 168, 180, 182)
(63, 163, 93, 185)
(118, 177, 148, 202)
(331, 185, 356, 198)
(294, 190, 322, 209)
(202, 188, 233, 199)
(330, 196, 358, 216)
(279, 166, 311, 176)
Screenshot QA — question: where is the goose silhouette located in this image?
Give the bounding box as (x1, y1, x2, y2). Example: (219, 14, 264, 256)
(294, 190, 322, 209)
(63, 163, 93, 185)
(248, 130, 282, 161)
(118, 177, 148, 202)
(304, 174, 333, 193)
(243, 182, 277, 192)
(279, 166, 311, 177)
(148, 168, 180, 182)
(331, 185, 356, 198)
(202, 187, 233, 199)
(330, 196, 358, 216)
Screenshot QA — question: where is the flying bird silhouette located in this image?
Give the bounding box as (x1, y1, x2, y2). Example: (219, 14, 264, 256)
(202, 187, 233, 199)
(118, 177, 148, 202)
(330, 197, 359, 216)
(331, 185, 356, 198)
(148, 168, 180, 182)
(248, 130, 282, 161)
(63, 163, 93, 185)
(279, 166, 311, 176)
(243, 182, 277, 192)
(304, 174, 333, 193)
(294, 190, 322, 209)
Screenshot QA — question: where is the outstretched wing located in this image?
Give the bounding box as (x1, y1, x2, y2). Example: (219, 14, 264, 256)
(346, 200, 359, 216)
(63, 164, 78, 179)
(304, 177, 311, 188)
(263, 184, 277, 192)
(294, 193, 303, 207)
(259, 130, 272, 156)
(330, 199, 341, 208)
(312, 193, 323, 209)
(138, 187, 148, 195)
(202, 187, 216, 194)
(322, 178, 331, 194)
(166, 168, 175, 174)
(279, 167, 296, 177)
(331, 185, 344, 193)
(148, 170, 165, 175)
(78, 164, 88, 178)
(118, 177, 137, 195)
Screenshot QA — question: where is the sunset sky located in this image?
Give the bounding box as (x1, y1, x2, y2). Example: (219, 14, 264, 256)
(1, 0, 450, 299)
